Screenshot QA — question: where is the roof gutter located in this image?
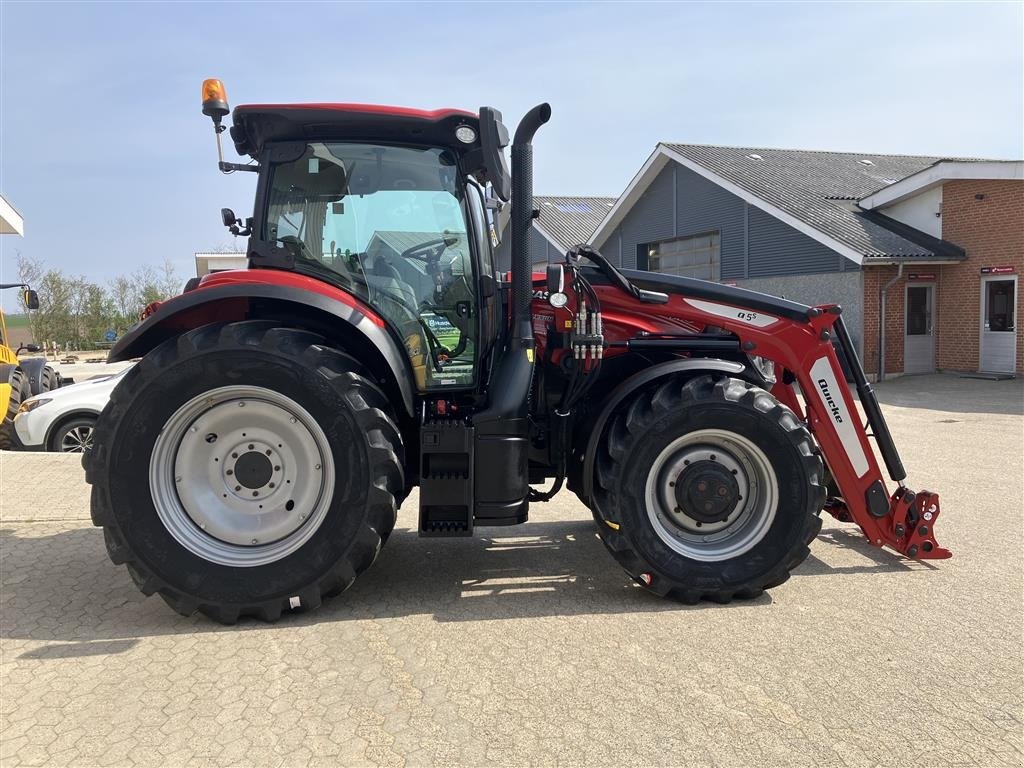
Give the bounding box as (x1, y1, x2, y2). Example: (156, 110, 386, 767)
(878, 263, 904, 381)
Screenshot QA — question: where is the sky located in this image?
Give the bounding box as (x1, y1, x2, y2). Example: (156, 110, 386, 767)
(1, 1, 1022, 309)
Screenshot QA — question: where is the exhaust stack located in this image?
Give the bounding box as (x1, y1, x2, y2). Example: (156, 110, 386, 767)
(471, 104, 551, 525)
(509, 103, 552, 345)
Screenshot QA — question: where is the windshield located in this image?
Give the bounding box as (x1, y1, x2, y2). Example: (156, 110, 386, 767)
(264, 142, 478, 390)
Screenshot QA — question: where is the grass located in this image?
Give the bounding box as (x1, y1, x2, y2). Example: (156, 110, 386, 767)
(1, 313, 30, 329)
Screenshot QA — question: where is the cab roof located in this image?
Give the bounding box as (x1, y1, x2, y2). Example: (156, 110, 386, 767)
(229, 103, 480, 158)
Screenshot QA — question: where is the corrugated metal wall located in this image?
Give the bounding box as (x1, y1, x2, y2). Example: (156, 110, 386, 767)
(493, 224, 560, 271)
(746, 207, 843, 276)
(594, 161, 848, 278)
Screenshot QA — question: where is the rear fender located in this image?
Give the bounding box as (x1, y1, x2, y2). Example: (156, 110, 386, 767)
(109, 281, 416, 417)
(574, 357, 749, 504)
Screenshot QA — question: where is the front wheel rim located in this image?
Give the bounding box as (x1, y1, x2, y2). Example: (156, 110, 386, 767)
(61, 425, 94, 453)
(149, 385, 335, 567)
(644, 429, 779, 562)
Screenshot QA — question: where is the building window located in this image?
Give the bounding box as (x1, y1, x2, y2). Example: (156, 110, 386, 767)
(641, 231, 720, 280)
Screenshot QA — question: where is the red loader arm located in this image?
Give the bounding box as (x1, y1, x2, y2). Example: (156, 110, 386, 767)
(766, 307, 951, 560)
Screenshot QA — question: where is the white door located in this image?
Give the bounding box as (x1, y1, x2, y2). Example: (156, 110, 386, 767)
(904, 284, 935, 374)
(980, 276, 1018, 373)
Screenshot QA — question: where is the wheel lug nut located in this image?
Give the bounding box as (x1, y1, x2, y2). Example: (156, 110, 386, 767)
(252, 491, 258, 497)
(232, 453, 238, 459)
(226, 469, 233, 476)
(290, 417, 297, 424)
(248, 444, 254, 450)
(235, 485, 241, 491)
(175, 476, 182, 483)
(274, 465, 280, 471)
(205, 433, 217, 444)
(269, 483, 275, 488)
(266, 450, 272, 456)
(238, 402, 245, 408)
(251, 538, 258, 544)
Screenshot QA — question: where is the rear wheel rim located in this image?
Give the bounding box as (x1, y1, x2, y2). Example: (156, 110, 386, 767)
(644, 429, 778, 562)
(149, 385, 335, 567)
(61, 425, 94, 453)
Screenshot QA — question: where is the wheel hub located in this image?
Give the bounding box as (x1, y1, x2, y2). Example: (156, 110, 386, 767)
(645, 430, 779, 562)
(674, 460, 740, 524)
(225, 442, 280, 497)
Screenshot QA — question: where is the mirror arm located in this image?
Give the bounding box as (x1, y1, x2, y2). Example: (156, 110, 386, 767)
(218, 161, 259, 174)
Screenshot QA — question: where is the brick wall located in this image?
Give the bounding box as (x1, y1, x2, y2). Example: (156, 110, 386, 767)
(862, 179, 1023, 376)
(862, 265, 908, 375)
(937, 180, 1024, 373)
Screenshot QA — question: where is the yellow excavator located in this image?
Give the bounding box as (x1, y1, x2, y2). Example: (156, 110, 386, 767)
(0, 284, 58, 449)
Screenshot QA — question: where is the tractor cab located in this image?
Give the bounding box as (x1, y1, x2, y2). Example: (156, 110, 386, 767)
(204, 83, 513, 393)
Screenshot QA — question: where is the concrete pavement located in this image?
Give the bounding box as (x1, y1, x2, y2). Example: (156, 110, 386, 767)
(1, 374, 1021, 767)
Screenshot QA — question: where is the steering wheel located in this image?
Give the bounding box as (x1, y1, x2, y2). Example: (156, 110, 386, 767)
(399, 238, 451, 263)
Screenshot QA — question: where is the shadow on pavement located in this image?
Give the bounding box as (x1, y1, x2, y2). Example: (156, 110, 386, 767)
(872, 373, 1022, 416)
(0, 514, 924, 650)
(0, 520, 750, 647)
(797, 527, 936, 576)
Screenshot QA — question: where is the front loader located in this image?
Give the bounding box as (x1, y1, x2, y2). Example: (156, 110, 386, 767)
(84, 80, 949, 623)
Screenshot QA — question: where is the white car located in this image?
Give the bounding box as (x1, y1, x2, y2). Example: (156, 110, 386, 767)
(13, 368, 130, 453)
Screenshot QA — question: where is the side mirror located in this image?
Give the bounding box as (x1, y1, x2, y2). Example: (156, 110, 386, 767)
(22, 289, 39, 310)
(478, 107, 511, 203)
(221, 208, 252, 237)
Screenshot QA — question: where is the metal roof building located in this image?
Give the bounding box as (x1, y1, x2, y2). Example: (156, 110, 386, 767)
(591, 143, 1022, 377)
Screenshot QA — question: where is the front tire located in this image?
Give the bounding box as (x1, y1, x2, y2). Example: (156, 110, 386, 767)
(85, 321, 405, 623)
(594, 375, 824, 602)
(49, 416, 97, 453)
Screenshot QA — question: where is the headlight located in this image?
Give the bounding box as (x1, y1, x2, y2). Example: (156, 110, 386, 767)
(747, 355, 776, 384)
(17, 397, 51, 415)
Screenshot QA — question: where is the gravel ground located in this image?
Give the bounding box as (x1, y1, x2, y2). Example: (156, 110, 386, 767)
(0, 373, 1021, 767)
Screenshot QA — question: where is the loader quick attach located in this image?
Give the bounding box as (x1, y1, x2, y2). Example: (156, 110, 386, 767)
(82, 79, 949, 624)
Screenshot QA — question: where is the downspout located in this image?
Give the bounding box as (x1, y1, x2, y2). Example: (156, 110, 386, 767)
(878, 263, 904, 381)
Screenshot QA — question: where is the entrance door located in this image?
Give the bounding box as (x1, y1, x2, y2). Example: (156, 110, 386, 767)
(904, 284, 935, 374)
(980, 276, 1017, 373)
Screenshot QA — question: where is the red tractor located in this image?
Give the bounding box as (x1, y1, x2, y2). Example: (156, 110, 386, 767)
(84, 80, 950, 623)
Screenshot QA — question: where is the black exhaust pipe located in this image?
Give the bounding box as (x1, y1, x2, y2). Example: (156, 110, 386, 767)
(510, 103, 552, 345)
(472, 103, 551, 525)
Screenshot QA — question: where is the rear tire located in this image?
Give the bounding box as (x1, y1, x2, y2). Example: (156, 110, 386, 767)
(85, 321, 405, 623)
(594, 375, 824, 603)
(39, 365, 58, 393)
(0, 369, 28, 451)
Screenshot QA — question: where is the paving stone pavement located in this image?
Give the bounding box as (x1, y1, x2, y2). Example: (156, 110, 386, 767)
(0, 374, 1021, 767)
